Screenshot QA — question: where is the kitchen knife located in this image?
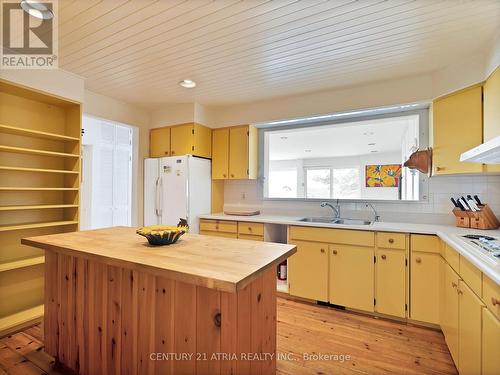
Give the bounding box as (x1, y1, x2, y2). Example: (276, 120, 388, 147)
(466, 195, 480, 211)
(450, 197, 460, 209)
(473, 195, 483, 206)
(459, 197, 472, 211)
(456, 199, 466, 211)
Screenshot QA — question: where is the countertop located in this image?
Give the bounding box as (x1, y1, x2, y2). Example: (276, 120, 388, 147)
(22, 226, 296, 293)
(200, 213, 500, 285)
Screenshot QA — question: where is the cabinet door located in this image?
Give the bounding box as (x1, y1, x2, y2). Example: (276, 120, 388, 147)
(170, 124, 193, 156)
(376, 248, 406, 318)
(212, 128, 229, 179)
(229, 126, 249, 179)
(441, 262, 460, 367)
(484, 67, 500, 141)
(288, 240, 329, 302)
(329, 244, 374, 312)
(432, 86, 483, 175)
(482, 307, 500, 375)
(458, 280, 484, 375)
(193, 123, 212, 158)
(150, 127, 170, 157)
(410, 252, 440, 324)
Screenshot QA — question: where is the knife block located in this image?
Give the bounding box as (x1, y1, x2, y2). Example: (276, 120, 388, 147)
(452, 208, 470, 228)
(453, 205, 500, 230)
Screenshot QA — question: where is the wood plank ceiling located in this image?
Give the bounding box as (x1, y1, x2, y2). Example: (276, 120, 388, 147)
(56, 0, 500, 107)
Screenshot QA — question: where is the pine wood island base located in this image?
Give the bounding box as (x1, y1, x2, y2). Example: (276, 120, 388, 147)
(22, 227, 296, 375)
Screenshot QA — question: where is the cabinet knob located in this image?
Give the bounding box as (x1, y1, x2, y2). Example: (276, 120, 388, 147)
(381, 254, 386, 260)
(388, 238, 394, 244)
(164, 151, 169, 155)
(457, 289, 463, 295)
(451, 282, 457, 288)
(320, 248, 325, 253)
(171, 150, 175, 155)
(332, 249, 338, 255)
(436, 166, 444, 171)
(223, 174, 227, 178)
(248, 227, 252, 231)
(415, 257, 422, 264)
(492, 297, 500, 306)
(215, 225, 219, 230)
(231, 174, 234, 178)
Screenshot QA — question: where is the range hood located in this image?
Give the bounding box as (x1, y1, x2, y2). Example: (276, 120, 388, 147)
(460, 136, 500, 164)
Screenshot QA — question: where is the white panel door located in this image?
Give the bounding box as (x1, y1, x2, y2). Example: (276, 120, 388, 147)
(113, 125, 132, 226)
(144, 158, 159, 226)
(160, 156, 188, 226)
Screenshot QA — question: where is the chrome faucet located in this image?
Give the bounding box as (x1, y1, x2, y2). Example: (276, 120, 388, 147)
(365, 203, 380, 222)
(321, 201, 340, 219)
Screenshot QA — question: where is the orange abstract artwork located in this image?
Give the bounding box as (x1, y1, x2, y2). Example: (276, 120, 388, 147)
(365, 164, 402, 187)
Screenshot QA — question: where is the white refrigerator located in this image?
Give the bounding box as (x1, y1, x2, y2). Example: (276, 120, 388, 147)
(144, 155, 211, 233)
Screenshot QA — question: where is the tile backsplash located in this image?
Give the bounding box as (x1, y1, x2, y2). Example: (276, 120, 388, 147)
(222, 175, 500, 225)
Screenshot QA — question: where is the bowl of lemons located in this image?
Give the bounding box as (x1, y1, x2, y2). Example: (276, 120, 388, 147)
(136, 219, 189, 246)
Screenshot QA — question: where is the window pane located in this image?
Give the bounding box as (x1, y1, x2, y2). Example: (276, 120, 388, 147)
(306, 169, 331, 198)
(332, 168, 360, 199)
(268, 170, 297, 198)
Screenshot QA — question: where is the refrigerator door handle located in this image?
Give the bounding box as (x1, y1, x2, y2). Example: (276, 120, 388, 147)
(154, 177, 160, 217)
(157, 176, 163, 218)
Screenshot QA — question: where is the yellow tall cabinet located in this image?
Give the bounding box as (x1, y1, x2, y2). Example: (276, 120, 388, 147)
(483, 66, 500, 141)
(212, 125, 258, 180)
(0, 80, 81, 336)
(432, 85, 484, 175)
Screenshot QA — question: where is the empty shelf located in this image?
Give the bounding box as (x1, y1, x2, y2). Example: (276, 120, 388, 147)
(0, 304, 44, 337)
(0, 256, 45, 273)
(0, 124, 80, 142)
(0, 204, 79, 211)
(0, 166, 79, 174)
(0, 220, 78, 232)
(0, 187, 79, 191)
(0, 145, 79, 158)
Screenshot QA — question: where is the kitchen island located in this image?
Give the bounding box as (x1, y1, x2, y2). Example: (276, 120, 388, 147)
(22, 227, 296, 375)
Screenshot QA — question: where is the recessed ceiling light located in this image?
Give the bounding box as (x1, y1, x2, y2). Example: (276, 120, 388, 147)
(20, 0, 54, 20)
(280, 136, 288, 140)
(179, 79, 196, 88)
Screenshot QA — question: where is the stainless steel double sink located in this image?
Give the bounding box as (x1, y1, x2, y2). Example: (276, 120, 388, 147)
(298, 217, 372, 225)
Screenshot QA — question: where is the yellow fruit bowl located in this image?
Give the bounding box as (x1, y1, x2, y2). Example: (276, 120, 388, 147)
(136, 219, 189, 246)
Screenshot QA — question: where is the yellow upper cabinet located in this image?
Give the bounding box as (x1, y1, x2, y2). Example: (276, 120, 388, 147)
(483, 66, 500, 141)
(212, 128, 229, 179)
(151, 123, 211, 159)
(212, 125, 258, 180)
(432, 85, 483, 175)
(150, 127, 171, 157)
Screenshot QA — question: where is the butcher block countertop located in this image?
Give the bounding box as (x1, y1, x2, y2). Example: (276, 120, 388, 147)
(22, 226, 296, 293)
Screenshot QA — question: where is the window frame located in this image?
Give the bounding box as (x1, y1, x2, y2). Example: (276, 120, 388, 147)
(259, 107, 430, 203)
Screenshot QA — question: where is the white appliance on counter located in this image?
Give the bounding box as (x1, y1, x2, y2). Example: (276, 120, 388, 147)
(460, 135, 500, 164)
(144, 155, 211, 233)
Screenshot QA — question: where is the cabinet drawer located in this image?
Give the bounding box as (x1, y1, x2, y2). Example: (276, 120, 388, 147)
(199, 219, 237, 233)
(289, 226, 374, 247)
(444, 244, 459, 272)
(459, 255, 482, 297)
(410, 234, 441, 254)
(483, 275, 500, 320)
(377, 232, 406, 250)
(200, 230, 237, 239)
(237, 222, 264, 236)
(237, 234, 264, 241)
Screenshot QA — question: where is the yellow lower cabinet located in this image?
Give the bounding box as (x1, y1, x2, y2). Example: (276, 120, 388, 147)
(288, 240, 329, 302)
(329, 244, 374, 312)
(458, 280, 484, 375)
(375, 248, 406, 318)
(442, 262, 460, 367)
(199, 230, 237, 239)
(410, 252, 440, 324)
(482, 307, 500, 375)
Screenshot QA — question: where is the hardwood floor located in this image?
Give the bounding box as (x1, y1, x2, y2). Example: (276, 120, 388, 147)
(0, 298, 457, 375)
